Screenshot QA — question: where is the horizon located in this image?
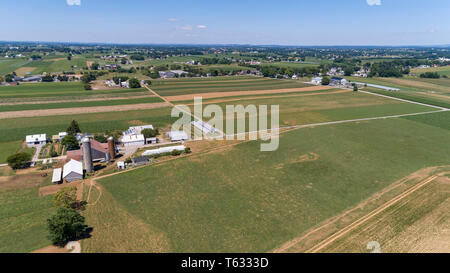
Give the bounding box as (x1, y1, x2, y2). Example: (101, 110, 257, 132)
(2, 0, 449, 46)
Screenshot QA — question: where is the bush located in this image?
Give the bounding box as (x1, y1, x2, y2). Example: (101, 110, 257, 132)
(129, 78, 141, 88)
(84, 84, 92, 90)
(171, 150, 182, 156)
(184, 147, 191, 154)
(94, 134, 108, 143)
(53, 187, 77, 208)
(7, 152, 32, 169)
(322, 77, 330, 85)
(46, 208, 88, 246)
(420, 72, 440, 79)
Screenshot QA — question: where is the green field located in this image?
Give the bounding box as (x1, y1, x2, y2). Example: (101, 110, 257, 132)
(0, 141, 35, 164)
(0, 82, 147, 99)
(151, 78, 310, 96)
(411, 65, 450, 77)
(0, 96, 163, 112)
(0, 175, 56, 253)
(89, 114, 450, 252)
(0, 107, 175, 143)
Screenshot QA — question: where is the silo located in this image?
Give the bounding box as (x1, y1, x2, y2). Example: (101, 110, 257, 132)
(81, 137, 94, 173)
(107, 137, 115, 160)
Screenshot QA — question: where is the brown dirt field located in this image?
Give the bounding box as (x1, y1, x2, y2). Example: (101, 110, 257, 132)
(39, 180, 84, 196)
(14, 67, 36, 76)
(0, 95, 155, 106)
(0, 102, 171, 119)
(272, 166, 443, 253)
(0, 172, 48, 190)
(30, 245, 69, 253)
(165, 85, 334, 101)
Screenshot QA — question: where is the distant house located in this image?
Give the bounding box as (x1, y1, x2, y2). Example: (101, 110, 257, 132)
(159, 71, 175, 79)
(330, 77, 348, 86)
(311, 77, 322, 85)
(121, 134, 145, 147)
(133, 156, 150, 166)
(166, 131, 189, 142)
(26, 134, 47, 147)
(52, 168, 62, 184)
(52, 132, 68, 143)
(63, 159, 83, 182)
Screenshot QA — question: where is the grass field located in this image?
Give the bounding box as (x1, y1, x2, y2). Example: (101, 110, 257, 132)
(151, 78, 311, 96)
(0, 141, 35, 164)
(84, 115, 450, 252)
(0, 96, 163, 112)
(0, 106, 175, 143)
(0, 172, 56, 253)
(321, 172, 450, 253)
(0, 82, 147, 99)
(411, 65, 450, 77)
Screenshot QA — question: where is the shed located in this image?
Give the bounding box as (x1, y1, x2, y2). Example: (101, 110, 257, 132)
(63, 159, 83, 182)
(121, 134, 145, 147)
(133, 156, 150, 166)
(52, 168, 62, 184)
(166, 131, 189, 142)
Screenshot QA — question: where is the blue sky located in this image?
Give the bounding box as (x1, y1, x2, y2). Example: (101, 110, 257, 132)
(1, 0, 449, 45)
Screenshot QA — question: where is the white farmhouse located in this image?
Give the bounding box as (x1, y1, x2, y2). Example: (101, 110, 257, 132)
(26, 134, 47, 147)
(311, 77, 322, 85)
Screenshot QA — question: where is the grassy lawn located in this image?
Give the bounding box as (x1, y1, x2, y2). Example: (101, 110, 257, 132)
(0, 96, 164, 112)
(90, 116, 450, 252)
(411, 65, 450, 77)
(0, 141, 35, 164)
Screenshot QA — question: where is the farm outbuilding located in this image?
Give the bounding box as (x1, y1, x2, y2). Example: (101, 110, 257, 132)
(63, 159, 83, 182)
(166, 131, 189, 142)
(133, 156, 150, 166)
(52, 168, 62, 184)
(121, 134, 145, 147)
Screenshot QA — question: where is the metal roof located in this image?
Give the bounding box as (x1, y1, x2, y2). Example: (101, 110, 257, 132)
(63, 159, 83, 178)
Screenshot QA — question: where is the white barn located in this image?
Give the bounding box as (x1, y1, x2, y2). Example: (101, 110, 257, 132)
(26, 134, 47, 147)
(63, 159, 83, 182)
(121, 134, 145, 147)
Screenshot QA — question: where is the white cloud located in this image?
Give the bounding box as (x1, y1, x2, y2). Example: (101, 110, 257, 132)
(366, 0, 381, 6)
(179, 25, 193, 31)
(66, 0, 81, 6)
(197, 25, 207, 29)
(168, 18, 180, 22)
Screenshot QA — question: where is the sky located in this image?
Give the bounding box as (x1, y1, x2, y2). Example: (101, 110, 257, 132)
(1, 0, 449, 46)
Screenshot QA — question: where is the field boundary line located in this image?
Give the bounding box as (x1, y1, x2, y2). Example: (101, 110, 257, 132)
(305, 175, 438, 253)
(359, 90, 449, 111)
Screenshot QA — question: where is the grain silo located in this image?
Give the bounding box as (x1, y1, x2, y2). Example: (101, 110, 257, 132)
(107, 136, 115, 161)
(81, 137, 94, 173)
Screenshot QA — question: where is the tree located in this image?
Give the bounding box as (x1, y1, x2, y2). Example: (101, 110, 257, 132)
(94, 134, 107, 143)
(67, 54, 72, 61)
(322, 76, 330, 85)
(141, 128, 159, 138)
(84, 83, 92, 90)
(46, 208, 88, 246)
(91, 63, 100, 70)
(42, 75, 54, 82)
(53, 187, 77, 209)
(353, 85, 358, 92)
(128, 78, 141, 88)
(62, 135, 80, 151)
(67, 120, 81, 135)
(7, 152, 31, 169)
(5, 74, 14, 83)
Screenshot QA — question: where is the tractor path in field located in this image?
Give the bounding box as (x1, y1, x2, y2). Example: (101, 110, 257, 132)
(360, 90, 449, 110)
(304, 174, 438, 253)
(0, 102, 171, 119)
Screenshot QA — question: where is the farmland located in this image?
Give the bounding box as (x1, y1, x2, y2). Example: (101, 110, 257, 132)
(85, 116, 450, 252)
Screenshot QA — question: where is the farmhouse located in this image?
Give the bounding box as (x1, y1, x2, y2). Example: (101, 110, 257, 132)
(26, 134, 47, 147)
(63, 159, 83, 182)
(330, 77, 348, 86)
(167, 131, 189, 142)
(311, 77, 322, 85)
(121, 134, 145, 147)
(51, 168, 62, 184)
